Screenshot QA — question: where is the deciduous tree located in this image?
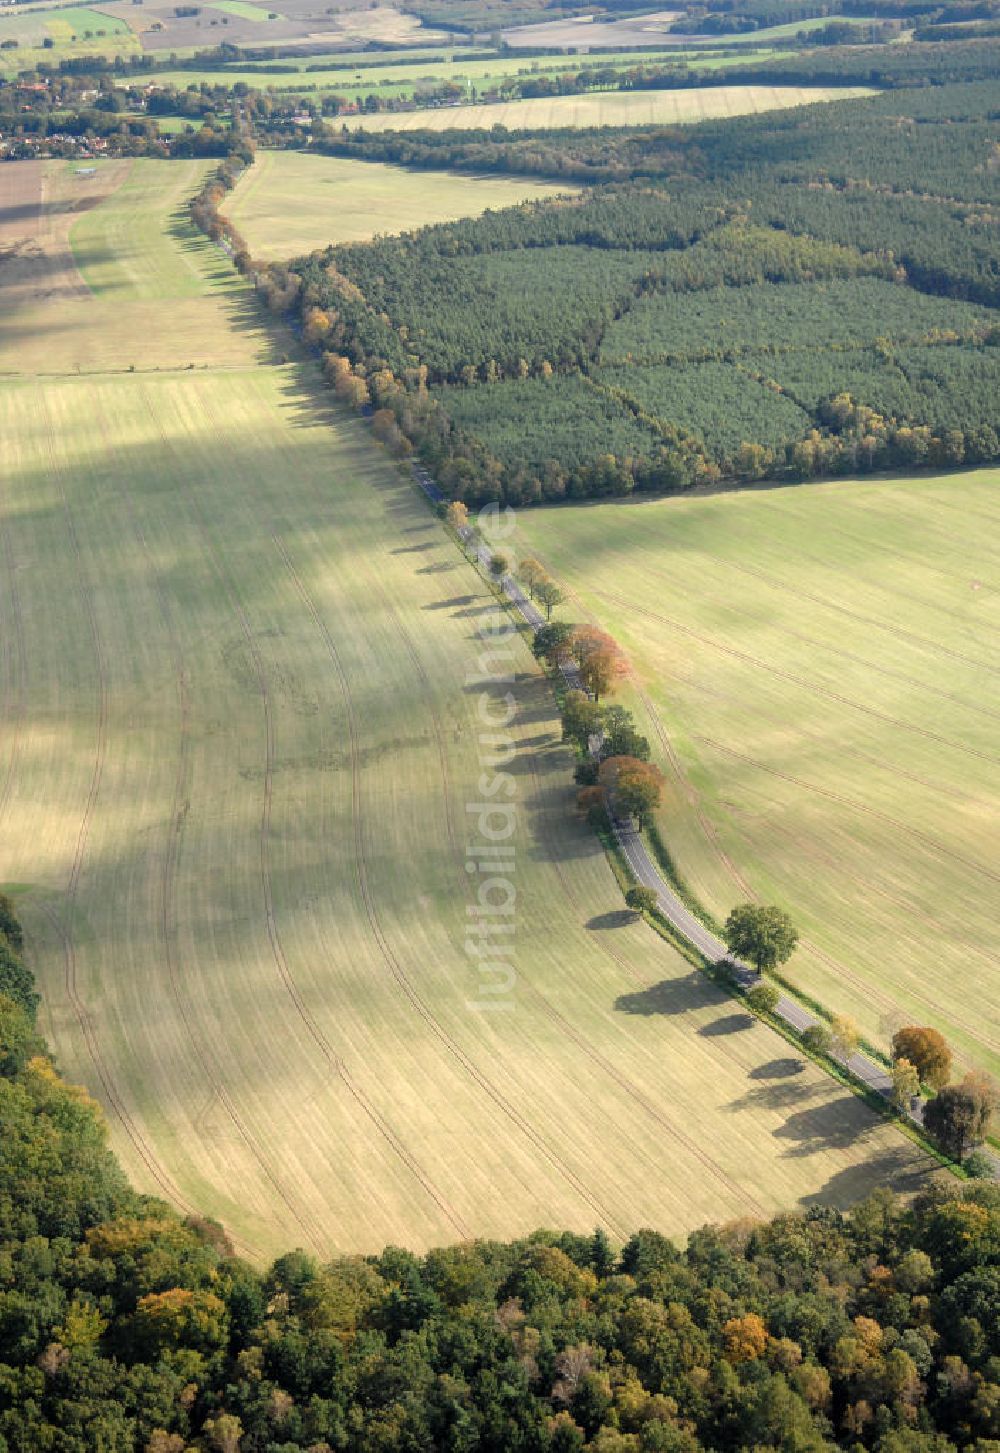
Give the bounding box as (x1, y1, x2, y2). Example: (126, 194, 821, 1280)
(534, 621, 575, 667)
(535, 578, 565, 620)
(579, 647, 621, 703)
(445, 500, 469, 532)
(747, 982, 780, 1015)
(891, 1058, 920, 1112)
(802, 1024, 833, 1056)
(892, 1026, 952, 1090)
(924, 1073, 998, 1163)
(831, 1015, 861, 1061)
(625, 885, 658, 917)
(561, 689, 602, 748)
(723, 903, 799, 975)
(517, 557, 546, 596)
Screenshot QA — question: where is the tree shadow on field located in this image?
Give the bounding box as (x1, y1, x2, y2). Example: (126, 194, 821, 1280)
(391, 540, 436, 553)
(221, 287, 290, 368)
(699, 1012, 754, 1036)
(587, 909, 635, 930)
(422, 595, 476, 611)
(749, 1057, 806, 1080)
(519, 732, 555, 751)
(727, 1079, 825, 1115)
(614, 974, 708, 1016)
(774, 1094, 878, 1157)
(801, 1146, 932, 1210)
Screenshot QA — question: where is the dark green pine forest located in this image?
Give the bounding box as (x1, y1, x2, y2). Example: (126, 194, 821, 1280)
(277, 75, 1000, 505)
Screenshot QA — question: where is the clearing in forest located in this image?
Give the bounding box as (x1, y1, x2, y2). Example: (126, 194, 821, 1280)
(226, 152, 578, 258)
(517, 480, 1000, 1082)
(0, 158, 934, 1260)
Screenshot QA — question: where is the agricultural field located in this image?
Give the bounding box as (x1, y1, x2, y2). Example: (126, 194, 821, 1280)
(0, 159, 258, 373)
(226, 150, 578, 256)
(128, 0, 451, 52)
(516, 477, 1000, 1082)
(0, 1, 137, 71)
(0, 156, 933, 1259)
(337, 82, 873, 131)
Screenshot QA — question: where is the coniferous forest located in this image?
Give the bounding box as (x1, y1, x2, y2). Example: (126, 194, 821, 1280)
(276, 77, 1000, 505)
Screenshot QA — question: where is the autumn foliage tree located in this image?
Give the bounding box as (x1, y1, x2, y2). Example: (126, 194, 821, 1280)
(891, 1026, 953, 1090)
(517, 557, 546, 597)
(891, 1057, 921, 1111)
(445, 500, 469, 532)
(570, 626, 626, 702)
(578, 646, 622, 702)
(599, 756, 665, 827)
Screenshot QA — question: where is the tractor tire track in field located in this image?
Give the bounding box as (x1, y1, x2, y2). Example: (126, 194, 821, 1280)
(156, 448, 471, 1247)
(596, 588, 1000, 772)
(686, 547, 1000, 679)
(636, 684, 756, 900)
(129, 379, 470, 1241)
(42, 449, 198, 1222)
(133, 392, 460, 1249)
(764, 495, 1000, 618)
(383, 590, 634, 1236)
(273, 535, 628, 1240)
(270, 537, 472, 1242)
(0, 530, 27, 832)
(652, 656, 981, 808)
(634, 646, 1000, 1059)
(120, 495, 319, 1260)
(697, 733, 1000, 890)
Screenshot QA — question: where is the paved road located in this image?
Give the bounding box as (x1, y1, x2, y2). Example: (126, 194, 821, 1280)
(414, 466, 997, 1171)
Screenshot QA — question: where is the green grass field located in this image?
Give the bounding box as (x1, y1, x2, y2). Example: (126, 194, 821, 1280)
(516, 480, 1000, 1082)
(0, 157, 934, 1260)
(335, 83, 874, 132)
(226, 151, 578, 256)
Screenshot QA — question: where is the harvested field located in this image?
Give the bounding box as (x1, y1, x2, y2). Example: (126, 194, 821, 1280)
(517, 478, 1000, 1082)
(227, 151, 578, 257)
(337, 83, 875, 131)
